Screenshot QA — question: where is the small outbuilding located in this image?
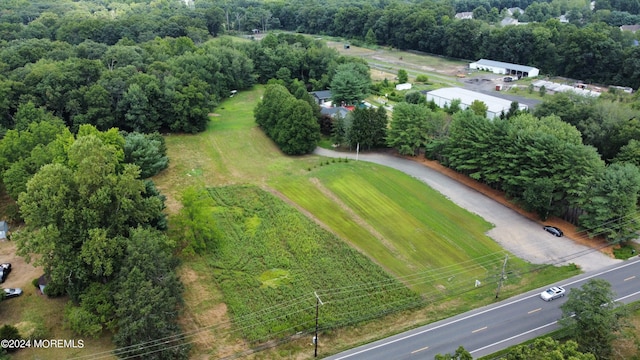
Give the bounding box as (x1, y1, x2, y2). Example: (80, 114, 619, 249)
(469, 59, 539, 78)
(0, 221, 8, 240)
(38, 274, 49, 294)
(395, 83, 412, 91)
(425, 87, 528, 119)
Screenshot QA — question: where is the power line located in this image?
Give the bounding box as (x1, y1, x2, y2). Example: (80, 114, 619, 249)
(70, 208, 639, 360)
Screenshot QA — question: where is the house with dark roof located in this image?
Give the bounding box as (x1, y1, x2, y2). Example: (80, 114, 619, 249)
(320, 106, 350, 119)
(310, 90, 333, 105)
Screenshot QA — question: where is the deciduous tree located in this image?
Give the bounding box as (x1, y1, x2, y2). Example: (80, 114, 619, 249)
(506, 337, 595, 360)
(579, 163, 640, 243)
(14, 130, 166, 300)
(397, 69, 408, 84)
(560, 279, 630, 359)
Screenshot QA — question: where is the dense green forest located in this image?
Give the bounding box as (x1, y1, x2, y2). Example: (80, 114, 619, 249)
(2, 0, 640, 358)
(1, 0, 640, 89)
(204, 0, 640, 87)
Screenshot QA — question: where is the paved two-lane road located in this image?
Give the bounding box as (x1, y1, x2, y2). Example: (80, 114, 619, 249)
(325, 258, 640, 359)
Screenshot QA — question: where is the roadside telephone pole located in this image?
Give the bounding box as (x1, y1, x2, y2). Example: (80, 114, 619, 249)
(495, 255, 508, 299)
(314, 291, 324, 357)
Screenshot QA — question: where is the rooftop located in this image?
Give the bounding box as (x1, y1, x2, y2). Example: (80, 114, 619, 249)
(427, 87, 528, 114)
(472, 59, 538, 73)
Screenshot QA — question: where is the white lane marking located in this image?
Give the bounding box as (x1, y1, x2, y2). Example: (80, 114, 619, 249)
(411, 346, 429, 354)
(329, 259, 640, 360)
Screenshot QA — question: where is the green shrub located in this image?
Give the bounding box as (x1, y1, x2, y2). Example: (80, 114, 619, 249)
(415, 74, 429, 83)
(63, 303, 103, 339)
(0, 325, 21, 353)
(613, 245, 638, 259)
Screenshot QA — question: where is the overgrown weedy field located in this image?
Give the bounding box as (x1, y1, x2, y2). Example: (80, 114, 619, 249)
(206, 185, 421, 342)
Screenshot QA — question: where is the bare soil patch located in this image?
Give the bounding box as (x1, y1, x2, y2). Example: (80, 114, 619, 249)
(0, 240, 42, 289)
(178, 266, 248, 359)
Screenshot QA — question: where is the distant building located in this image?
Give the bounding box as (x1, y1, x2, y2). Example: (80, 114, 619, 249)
(320, 106, 350, 119)
(310, 90, 333, 105)
(531, 80, 601, 97)
(455, 12, 473, 19)
(610, 85, 634, 94)
(506, 7, 523, 15)
(469, 59, 539, 78)
(425, 87, 528, 119)
(501, 17, 519, 26)
(620, 25, 640, 33)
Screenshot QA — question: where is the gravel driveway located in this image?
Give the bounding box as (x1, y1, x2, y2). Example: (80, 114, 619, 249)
(314, 148, 620, 272)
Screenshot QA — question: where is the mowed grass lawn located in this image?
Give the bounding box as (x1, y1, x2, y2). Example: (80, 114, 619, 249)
(272, 163, 509, 295)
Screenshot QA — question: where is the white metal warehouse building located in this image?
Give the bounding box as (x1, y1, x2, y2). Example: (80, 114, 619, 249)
(469, 59, 539, 78)
(425, 87, 528, 119)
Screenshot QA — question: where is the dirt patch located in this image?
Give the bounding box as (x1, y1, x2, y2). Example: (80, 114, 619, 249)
(0, 241, 42, 289)
(178, 266, 248, 359)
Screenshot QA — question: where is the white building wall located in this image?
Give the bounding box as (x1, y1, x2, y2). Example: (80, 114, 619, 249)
(425, 87, 528, 120)
(395, 83, 412, 91)
(469, 63, 507, 74)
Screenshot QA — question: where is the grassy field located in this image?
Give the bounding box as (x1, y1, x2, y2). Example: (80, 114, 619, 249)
(204, 184, 421, 343)
(0, 47, 587, 360)
(149, 85, 582, 358)
(272, 162, 514, 296)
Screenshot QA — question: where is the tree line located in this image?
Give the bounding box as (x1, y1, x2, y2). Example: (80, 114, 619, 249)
(210, 0, 640, 88)
(0, 122, 187, 359)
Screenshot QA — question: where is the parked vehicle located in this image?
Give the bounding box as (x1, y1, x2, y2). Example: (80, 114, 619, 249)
(3, 288, 22, 299)
(540, 286, 566, 301)
(543, 226, 563, 237)
(0, 263, 11, 283)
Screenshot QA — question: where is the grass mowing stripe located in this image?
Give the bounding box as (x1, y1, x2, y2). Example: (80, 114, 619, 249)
(276, 161, 509, 295)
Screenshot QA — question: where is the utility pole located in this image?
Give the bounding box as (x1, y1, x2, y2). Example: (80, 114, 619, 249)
(314, 291, 324, 357)
(495, 255, 508, 299)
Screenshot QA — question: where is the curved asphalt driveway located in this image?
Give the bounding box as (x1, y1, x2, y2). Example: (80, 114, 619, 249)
(314, 148, 620, 272)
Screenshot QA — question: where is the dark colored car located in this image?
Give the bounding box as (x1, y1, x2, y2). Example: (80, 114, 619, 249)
(3, 288, 22, 299)
(543, 226, 563, 237)
(0, 263, 11, 283)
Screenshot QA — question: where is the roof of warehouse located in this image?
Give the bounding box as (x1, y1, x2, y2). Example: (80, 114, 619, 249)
(427, 87, 527, 113)
(472, 59, 538, 73)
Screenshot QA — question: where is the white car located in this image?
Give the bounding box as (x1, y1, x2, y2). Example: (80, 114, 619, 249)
(3, 288, 22, 299)
(540, 286, 566, 301)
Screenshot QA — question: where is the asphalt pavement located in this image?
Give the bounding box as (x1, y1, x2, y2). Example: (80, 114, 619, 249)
(313, 148, 621, 272)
